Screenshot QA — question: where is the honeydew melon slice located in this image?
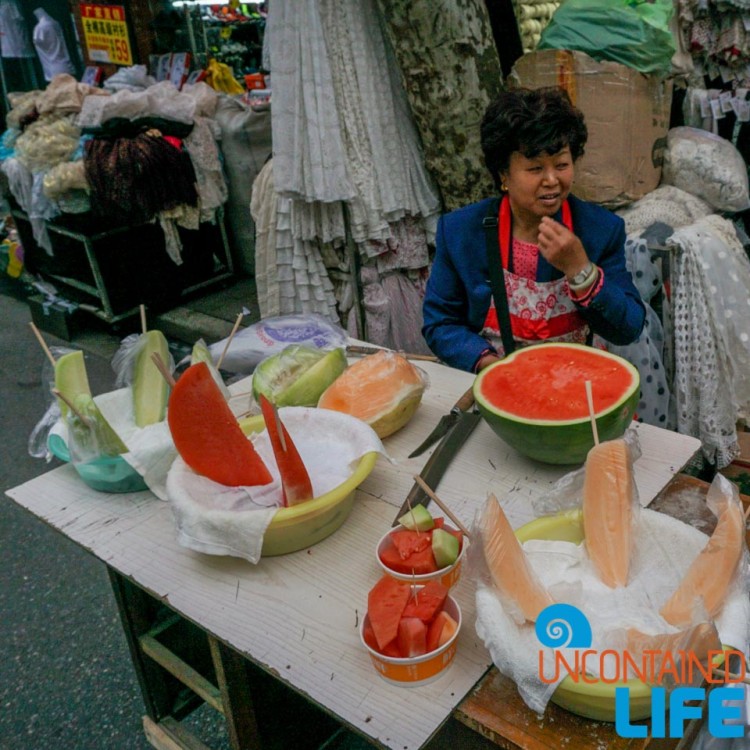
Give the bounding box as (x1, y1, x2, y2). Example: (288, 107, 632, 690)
(252, 345, 347, 407)
(54, 350, 127, 456)
(133, 330, 171, 427)
(191, 338, 231, 400)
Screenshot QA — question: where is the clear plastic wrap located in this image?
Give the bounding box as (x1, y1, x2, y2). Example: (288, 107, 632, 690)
(27, 345, 74, 460)
(111, 332, 175, 388)
(207, 313, 349, 374)
(531, 427, 641, 516)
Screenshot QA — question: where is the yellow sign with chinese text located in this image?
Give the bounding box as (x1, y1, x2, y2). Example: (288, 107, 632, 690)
(80, 4, 132, 66)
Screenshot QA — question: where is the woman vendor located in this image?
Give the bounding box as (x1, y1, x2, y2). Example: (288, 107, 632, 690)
(422, 87, 646, 373)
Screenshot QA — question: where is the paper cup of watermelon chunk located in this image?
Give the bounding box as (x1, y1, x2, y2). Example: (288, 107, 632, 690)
(376, 512, 467, 589)
(361, 576, 461, 687)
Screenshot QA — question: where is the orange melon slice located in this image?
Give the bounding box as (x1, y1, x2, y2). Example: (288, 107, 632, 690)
(317, 350, 425, 438)
(626, 622, 721, 686)
(479, 493, 554, 623)
(660, 493, 745, 628)
(582, 438, 634, 588)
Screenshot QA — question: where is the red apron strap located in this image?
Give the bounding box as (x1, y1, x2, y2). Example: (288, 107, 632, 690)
(497, 196, 573, 270)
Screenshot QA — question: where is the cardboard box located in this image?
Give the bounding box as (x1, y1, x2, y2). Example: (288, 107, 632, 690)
(28, 294, 82, 342)
(508, 50, 672, 209)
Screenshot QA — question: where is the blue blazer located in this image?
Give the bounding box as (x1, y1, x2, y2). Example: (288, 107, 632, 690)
(422, 195, 646, 372)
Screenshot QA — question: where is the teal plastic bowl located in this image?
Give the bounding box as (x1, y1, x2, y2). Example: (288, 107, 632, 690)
(48, 434, 148, 494)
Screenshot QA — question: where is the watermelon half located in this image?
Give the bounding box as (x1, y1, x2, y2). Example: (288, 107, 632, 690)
(473, 343, 639, 465)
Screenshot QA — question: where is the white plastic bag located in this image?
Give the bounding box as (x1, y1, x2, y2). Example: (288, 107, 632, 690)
(208, 314, 348, 374)
(661, 127, 750, 213)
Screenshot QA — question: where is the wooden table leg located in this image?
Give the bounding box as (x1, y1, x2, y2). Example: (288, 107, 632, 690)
(208, 636, 261, 750)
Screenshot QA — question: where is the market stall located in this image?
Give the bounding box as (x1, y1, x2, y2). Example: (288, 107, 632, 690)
(6, 345, 704, 749)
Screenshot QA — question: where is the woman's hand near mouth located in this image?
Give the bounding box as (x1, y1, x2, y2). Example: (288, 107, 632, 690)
(537, 215, 589, 277)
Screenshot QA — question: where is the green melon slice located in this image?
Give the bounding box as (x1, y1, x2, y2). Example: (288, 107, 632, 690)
(252, 345, 347, 407)
(133, 330, 171, 427)
(54, 350, 127, 456)
(473, 343, 639, 465)
(191, 338, 231, 400)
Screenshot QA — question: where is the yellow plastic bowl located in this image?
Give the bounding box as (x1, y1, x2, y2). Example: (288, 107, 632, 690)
(515, 509, 652, 722)
(239, 415, 379, 556)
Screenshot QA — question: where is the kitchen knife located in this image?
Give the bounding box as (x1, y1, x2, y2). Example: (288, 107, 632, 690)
(408, 385, 476, 458)
(393, 409, 482, 526)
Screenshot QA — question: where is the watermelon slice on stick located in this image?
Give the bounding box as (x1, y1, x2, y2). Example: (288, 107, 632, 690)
(168, 362, 272, 487)
(258, 394, 313, 507)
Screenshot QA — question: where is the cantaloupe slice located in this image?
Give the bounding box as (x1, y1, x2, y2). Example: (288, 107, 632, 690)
(479, 493, 554, 623)
(317, 350, 425, 438)
(582, 438, 634, 588)
(660, 493, 745, 628)
(626, 622, 721, 686)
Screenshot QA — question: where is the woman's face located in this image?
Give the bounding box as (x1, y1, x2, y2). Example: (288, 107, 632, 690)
(501, 146, 575, 223)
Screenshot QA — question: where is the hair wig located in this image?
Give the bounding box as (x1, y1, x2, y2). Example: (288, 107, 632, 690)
(480, 87, 588, 191)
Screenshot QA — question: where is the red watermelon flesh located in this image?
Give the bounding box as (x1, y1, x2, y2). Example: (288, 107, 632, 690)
(168, 362, 273, 487)
(367, 575, 411, 651)
(390, 529, 432, 560)
(397, 617, 428, 658)
(258, 394, 313, 506)
(402, 580, 448, 622)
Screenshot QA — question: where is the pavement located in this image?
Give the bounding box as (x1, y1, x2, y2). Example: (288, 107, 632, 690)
(0, 274, 258, 750)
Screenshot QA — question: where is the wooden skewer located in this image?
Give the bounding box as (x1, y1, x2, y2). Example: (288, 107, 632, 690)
(712, 667, 750, 686)
(585, 380, 599, 446)
(413, 475, 472, 540)
(51, 388, 91, 426)
(151, 352, 176, 387)
(216, 312, 244, 371)
(139, 304, 147, 335)
(29, 322, 56, 367)
(346, 344, 439, 362)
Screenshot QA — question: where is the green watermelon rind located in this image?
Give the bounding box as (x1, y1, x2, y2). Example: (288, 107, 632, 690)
(473, 343, 640, 465)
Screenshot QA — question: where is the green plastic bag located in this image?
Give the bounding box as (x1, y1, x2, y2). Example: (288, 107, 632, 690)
(538, 0, 675, 76)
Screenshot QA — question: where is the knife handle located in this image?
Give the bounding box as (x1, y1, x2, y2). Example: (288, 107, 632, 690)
(452, 386, 475, 414)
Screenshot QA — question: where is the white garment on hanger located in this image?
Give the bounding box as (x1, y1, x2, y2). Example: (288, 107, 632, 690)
(0, 0, 33, 58)
(32, 8, 74, 80)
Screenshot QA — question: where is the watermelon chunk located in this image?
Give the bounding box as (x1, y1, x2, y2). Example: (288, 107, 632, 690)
(386, 545, 439, 575)
(397, 617, 427, 658)
(367, 575, 411, 651)
(390, 529, 432, 560)
(258, 394, 313, 507)
(168, 362, 273, 487)
(426, 611, 459, 653)
(402, 580, 448, 622)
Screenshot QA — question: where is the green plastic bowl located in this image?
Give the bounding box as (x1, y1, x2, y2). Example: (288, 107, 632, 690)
(48, 433, 148, 494)
(515, 509, 652, 722)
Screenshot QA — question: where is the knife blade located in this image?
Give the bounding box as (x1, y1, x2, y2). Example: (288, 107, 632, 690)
(393, 409, 482, 526)
(408, 385, 476, 458)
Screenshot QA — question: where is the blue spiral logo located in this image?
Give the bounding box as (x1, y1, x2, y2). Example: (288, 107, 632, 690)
(535, 603, 593, 649)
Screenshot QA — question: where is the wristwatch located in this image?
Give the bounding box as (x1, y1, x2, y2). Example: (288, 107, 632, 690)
(568, 262, 596, 291)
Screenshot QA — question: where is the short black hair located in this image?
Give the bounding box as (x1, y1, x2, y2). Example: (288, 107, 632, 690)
(480, 87, 588, 191)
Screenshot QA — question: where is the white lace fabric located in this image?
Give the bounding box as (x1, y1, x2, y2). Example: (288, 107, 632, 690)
(668, 214, 750, 467)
